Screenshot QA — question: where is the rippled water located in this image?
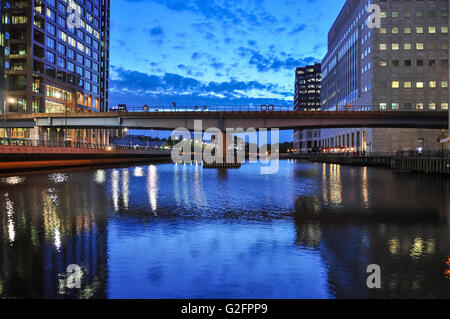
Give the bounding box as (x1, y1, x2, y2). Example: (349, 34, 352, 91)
(0, 160, 448, 299)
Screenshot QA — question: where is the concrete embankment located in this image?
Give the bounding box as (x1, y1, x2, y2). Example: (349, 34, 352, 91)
(309, 155, 450, 175)
(0, 145, 172, 172)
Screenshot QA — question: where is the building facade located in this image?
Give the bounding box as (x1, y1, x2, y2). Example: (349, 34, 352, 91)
(0, 0, 110, 143)
(294, 63, 322, 153)
(321, 0, 449, 154)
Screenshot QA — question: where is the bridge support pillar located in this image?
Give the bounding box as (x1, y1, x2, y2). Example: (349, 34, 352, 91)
(222, 131, 227, 162)
(204, 131, 241, 168)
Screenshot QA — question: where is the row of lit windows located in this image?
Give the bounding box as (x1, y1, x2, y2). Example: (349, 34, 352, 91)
(380, 8, 448, 19)
(379, 26, 448, 34)
(379, 42, 448, 50)
(379, 103, 448, 111)
(390, 81, 448, 89)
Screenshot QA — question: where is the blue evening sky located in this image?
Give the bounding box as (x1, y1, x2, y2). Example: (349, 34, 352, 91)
(109, 0, 346, 141)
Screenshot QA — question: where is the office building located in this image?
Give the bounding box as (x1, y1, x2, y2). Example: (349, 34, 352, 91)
(320, 0, 449, 153)
(294, 63, 322, 153)
(294, 63, 321, 111)
(0, 0, 110, 143)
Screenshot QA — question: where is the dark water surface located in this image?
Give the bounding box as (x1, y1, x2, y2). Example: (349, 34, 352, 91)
(0, 160, 448, 299)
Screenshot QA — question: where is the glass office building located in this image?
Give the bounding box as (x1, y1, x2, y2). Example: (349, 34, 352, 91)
(0, 0, 110, 142)
(294, 64, 322, 154)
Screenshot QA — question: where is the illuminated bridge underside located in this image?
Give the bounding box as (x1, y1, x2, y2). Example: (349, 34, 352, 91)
(3, 111, 448, 130)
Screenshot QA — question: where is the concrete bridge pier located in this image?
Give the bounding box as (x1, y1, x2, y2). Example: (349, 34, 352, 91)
(204, 131, 241, 168)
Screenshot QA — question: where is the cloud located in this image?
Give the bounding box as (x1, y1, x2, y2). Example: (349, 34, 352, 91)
(289, 24, 307, 35)
(238, 47, 318, 72)
(149, 26, 164, 36)
(128, 0, 278, 27)
(109, 67, 292, 106)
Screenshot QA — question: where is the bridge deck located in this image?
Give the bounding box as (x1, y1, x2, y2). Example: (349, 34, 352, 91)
(1, 110, 448, 130)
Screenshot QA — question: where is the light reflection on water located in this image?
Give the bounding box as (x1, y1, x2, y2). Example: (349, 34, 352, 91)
(0, 160, 448, 299)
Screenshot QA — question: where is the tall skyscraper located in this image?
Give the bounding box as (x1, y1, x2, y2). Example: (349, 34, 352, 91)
(294, 63, 322, 153)
(320, 0, 449, 154)
(0, 0, 110, 143)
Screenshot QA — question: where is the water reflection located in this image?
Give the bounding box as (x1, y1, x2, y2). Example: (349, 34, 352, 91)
(362, 167, 369, 208)
(2, 176, 25, 185)
(112, 169, 119, 212)
(4, 194, 15, 244)
(445, 257, 450, 280)
(95, 170, 106, 184)
(0, 161, 448, 298)
(122, 169, 129, 210)
(0, 170, 109, 298)
(147, 165, 158, 214)
(294, 164, 450, 298)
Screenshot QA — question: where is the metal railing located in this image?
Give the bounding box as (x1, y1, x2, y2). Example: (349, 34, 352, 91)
(108, 104, 449, 113)
(0, 137, 172, 153)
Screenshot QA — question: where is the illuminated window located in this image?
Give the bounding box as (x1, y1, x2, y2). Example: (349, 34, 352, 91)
(416, 26, 424, 34)
(404, 27, 411, 34)
(379, 43, 387, 50)
(441, 103, 449, 110)
(392, 27, 399, 34)
(416, 103, 424, 110)
(429, 103, 436, 110)
(428, 27, 436, 34)
(380, 28, 387, 34)
(441, 81, 449, 88)
(379, 60, 388, 67)
(404, 43, 411, 50)
(392, 81, 400, 88)
(380, 103, 387, 110)
(416, 43, 424, 50)
(441, 26, 449, 34)
(404, 81, 412, 88)
(429, 81, 437, 88)
(416, 82, 424, 88)
(392, 43, 399, 50)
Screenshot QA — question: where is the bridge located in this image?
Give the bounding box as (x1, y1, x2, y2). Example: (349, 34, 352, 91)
(1, 106, 448, 131)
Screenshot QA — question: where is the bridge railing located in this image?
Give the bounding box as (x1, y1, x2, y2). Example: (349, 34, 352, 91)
(0, 137, 172, 153)
(109, 104, 449, 113)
